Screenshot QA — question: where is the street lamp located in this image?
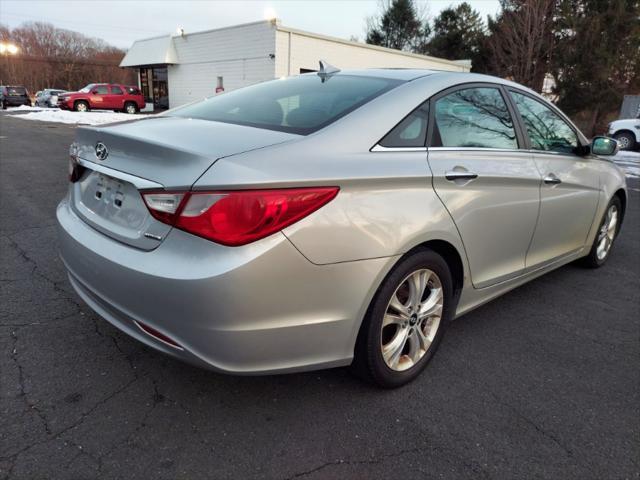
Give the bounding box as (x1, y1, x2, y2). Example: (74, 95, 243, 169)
(0, 42, 19, 55)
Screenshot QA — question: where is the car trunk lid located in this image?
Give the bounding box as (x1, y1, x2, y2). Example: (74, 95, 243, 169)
(70, 116, 299, 250)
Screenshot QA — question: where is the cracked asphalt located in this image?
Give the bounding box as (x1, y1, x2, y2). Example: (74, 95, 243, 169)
(1, 114, 639, 480)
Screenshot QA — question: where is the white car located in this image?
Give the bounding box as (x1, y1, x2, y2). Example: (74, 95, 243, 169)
(608, 118, 640, 150)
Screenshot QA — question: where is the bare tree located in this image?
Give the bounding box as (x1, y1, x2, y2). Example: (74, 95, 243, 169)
(0, 22, 134, 93)
(485, 0, 556, 92)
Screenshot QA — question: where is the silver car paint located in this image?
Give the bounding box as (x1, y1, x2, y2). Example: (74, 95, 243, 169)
(57, 70, 627, 374)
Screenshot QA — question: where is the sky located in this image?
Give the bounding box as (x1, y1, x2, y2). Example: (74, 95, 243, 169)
(0, 0, 501, 49)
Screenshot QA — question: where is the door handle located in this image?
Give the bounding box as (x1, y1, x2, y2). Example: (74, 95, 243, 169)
(543, 174, 562, 185)
(445, 171, 479, 181)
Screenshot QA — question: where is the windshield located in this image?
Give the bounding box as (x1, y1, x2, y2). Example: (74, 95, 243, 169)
(79, 84, 94, 93)
(169, 74, 403, 135)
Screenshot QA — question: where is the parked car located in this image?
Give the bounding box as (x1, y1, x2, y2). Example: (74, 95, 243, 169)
(57, 69, 626, 388)
(35, 89, 67, 108)
(608, 117, 640, 151)
(58, 83, 144, 113)
(0, 85, 31, 108)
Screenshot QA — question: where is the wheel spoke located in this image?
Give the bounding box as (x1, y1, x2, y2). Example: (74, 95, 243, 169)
(419, 288, 443, 319)
(415, 324, 432, 353)
(388, 293, 409, 317)
(407, 333, 422, 363)
(382, 328, 409, 368)
(408, 270, 428, 308)
(383, 313, 405, 328)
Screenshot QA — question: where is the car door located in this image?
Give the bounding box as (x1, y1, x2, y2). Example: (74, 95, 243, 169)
(427, 84, 541, 288)
(91, 84, 109, 108)
(508, 90, 601, 268)
(108, 85, 125, 110)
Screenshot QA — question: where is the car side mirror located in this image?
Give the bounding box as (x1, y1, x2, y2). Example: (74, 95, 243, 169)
(591, 136, 618, 156)
(92, 90, 99, 95)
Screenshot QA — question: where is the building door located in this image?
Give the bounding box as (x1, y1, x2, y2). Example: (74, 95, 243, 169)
(152, 67, 169, 109)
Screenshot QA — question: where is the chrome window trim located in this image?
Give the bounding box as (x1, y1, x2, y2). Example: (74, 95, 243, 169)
(76, 157, 164, 190)
(371, 144, 428, 152)
(427, 146, 525, 154)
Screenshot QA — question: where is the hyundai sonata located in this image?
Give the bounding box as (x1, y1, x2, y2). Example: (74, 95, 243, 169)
(57, 67, 626, 387)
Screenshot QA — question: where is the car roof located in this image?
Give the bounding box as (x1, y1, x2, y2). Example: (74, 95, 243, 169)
(332, 68, 441, 81)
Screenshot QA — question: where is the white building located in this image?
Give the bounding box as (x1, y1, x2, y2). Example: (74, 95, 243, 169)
(120, 19, 471, 111)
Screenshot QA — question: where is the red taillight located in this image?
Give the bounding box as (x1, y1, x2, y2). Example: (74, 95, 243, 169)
(142, 187, 339, 246)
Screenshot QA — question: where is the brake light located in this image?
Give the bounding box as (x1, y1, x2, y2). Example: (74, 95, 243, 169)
(142, 187, 338, 246)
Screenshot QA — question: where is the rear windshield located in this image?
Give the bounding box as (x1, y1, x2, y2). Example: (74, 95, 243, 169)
(8, 87, 26, 95)
(168, 74, 402, 135)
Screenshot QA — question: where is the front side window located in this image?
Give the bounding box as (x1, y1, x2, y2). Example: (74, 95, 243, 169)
(510, 91, 577, 154)
(94, 85, 109, 95)
(169, 75, 402, 135)
(431, 87, 518, 149)
(111, 85, 124, 95)
(379, 103, 429, 147)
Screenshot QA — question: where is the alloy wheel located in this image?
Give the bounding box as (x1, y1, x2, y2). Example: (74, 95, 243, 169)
(381, 269, 443, 371)
(596, 204, 618, 260)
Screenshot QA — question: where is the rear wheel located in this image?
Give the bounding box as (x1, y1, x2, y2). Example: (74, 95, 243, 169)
(124, 102, 138, 114)
(614, 131, 636, 151)
(581, 196, 622, 268)
(352, 249, 454, 388)
(1, 100, 6, 110)
(74, 101, 89, 112)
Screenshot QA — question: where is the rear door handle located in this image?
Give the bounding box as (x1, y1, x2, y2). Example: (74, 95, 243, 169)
(445, 171, 479, 181)
(543, 174, 562, 185)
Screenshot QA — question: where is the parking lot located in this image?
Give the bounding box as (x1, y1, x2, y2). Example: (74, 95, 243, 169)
(1, 114, 638, 479)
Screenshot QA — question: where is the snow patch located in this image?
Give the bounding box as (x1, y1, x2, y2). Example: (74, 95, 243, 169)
(612, 150, 640, 179)
(6, 105, 46, 111)
(6, 108, 147, 125)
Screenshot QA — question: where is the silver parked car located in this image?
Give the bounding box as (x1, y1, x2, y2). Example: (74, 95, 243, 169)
(57, 69, 626, 387)
(35, 88, 67, 108)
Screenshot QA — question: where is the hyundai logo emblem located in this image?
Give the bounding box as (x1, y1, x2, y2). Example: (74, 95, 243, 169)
(95, 142, 109, 161)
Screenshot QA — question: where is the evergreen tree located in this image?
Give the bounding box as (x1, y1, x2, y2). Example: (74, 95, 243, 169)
(366, 0, 430, 53)
(427, 3, 486, 61)
(551, 0, 640, 135)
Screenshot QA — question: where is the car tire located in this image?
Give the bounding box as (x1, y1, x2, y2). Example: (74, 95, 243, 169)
(124, 102, 138, 114)
(2, 100, 7, 110)
(352, 249, 454, 388)
(74, 101, 90, 112)
(614, 131, 636, 151)
(581, 196, 622, 268)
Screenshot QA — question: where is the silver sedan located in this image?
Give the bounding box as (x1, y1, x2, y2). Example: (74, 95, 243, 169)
(57, 68, 626, 388)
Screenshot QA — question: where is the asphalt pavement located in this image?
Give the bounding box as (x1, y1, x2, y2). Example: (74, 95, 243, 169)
(1, 114, 638, 480)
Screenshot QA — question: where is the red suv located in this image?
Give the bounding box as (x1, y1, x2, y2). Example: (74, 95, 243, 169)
(58, 83, 145, 114)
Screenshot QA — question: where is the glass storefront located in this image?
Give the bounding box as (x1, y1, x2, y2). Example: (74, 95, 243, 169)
(139, 66, 169, 110)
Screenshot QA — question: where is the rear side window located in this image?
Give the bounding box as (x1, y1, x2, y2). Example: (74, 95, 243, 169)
(111, 85, 124, 94)
(431, 87, 518, 149)
(127, 87, 141, 95)
(169, 75, 402, 135)
(379, 103, 429, 147)
(510, 91, 578, 154)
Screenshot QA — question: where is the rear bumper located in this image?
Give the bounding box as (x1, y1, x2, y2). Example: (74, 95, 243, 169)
(57, 196, 393, 374)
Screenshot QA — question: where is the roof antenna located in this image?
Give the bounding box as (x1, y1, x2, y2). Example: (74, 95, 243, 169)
(318, 60, 340, 82)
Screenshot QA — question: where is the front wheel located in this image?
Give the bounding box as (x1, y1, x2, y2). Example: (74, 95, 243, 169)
(352, 249, 454, 388)
(581, 196, 622, 268)
(74, 101, 89, 112)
